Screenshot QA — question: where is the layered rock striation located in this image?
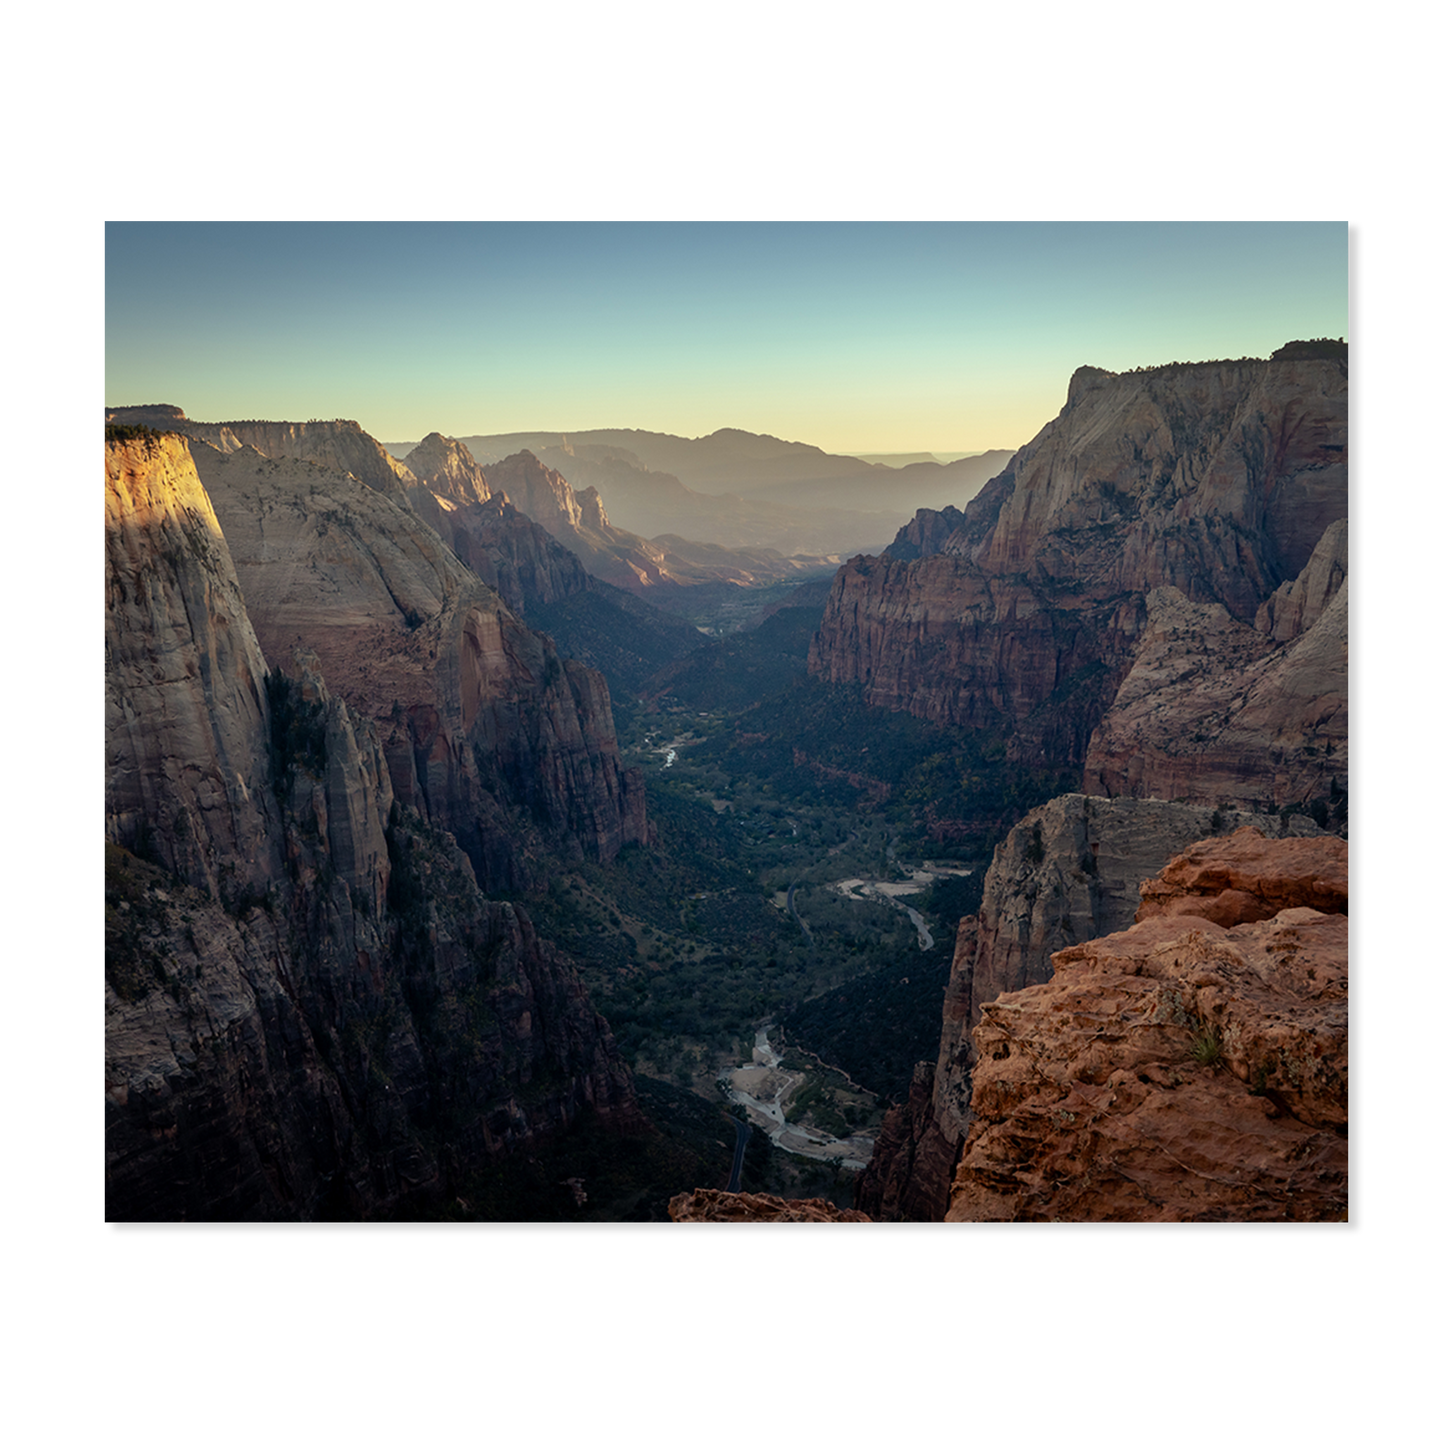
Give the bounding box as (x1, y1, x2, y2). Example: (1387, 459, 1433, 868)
(105, 431, 643, 1220)
(401, 435, 591, 614)
(104, 431, 285, 907)
(1082, 523, 1347, 810)
(188, 441, 648, 893)
(810, 355, 1347, 778)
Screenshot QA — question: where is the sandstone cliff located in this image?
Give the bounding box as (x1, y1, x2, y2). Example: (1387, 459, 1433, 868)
(945, 829, 1347, 1221)
(104, 431, 285, 906)
(408, 487, 593, 616)
(402, 430, 491, 506)
(482, 450, 677, 592)
(1082, 524, 1347, 811)
(402, 436, 590, 611)
(856, 797, 1323, 1220)
(105, 431, 642, 1220)
(188, 441, 648, 893)
(171, 416, 419, 505)
(810, 355, 1347, 775)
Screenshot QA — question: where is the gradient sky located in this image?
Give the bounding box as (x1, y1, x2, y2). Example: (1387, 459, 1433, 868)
(105, 222, 1346, 455)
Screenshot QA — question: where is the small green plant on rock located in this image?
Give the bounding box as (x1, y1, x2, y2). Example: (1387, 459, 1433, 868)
(1188, 1021, 1224, 1067)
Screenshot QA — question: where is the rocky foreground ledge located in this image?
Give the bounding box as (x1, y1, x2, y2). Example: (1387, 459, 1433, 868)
(947, 827, 1347, 1222)
(683, 828, 1347, 1224)
(668, 1190, 871, 1222)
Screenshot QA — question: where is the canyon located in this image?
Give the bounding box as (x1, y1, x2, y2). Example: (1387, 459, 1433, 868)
(809, 354, 1347, 776)
(105, 343, 1347, 1222)
(842, 348, 1349, 1221)
(105, 428, 644, 1218)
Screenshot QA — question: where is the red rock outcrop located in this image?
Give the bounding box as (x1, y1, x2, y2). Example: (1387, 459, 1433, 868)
(668, 1189, 870, 1222)
(944, 830, 1347, 1221)
(855, 799, 1325, 1220)
(1135, 827, 1347, 926)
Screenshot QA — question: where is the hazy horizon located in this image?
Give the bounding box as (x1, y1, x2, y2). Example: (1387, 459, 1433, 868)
(105, 222, 1346, 456)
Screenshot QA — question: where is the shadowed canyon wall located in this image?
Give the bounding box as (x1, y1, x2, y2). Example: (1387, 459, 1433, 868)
(105, 431, 642, 1220)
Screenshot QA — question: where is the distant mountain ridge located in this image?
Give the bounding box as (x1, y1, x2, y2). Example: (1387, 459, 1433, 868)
(388, 426, 1016, 555)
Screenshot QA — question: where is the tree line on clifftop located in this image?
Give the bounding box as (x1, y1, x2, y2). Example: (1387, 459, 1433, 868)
(105, 423, 171, 445)
(1119, 339, 1347, 373)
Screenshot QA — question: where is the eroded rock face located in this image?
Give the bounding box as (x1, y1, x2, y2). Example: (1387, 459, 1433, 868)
(1082, 575, 1347, 811)
(810, 356, 1347, 767)
(403, 431, 491, 506)
(1135, 826, 1347, 926)
(960, 797, 1309, 1029)
(483, 450, 676, 592)
(944, 831, 1347, 1222)
(855, 799, 1321, 1220)
(105, 816, 642, 1220)
(883, 505, 967, 561)
(107, 407, 417, 501)
(104, 432, 284, 906)
(408, 489, 593, 616)
(105, 435, 642, 1219)
(1256, 517, 1347, 643)
(190, 442, 647, 892)
(668, 1189, 870, 1222)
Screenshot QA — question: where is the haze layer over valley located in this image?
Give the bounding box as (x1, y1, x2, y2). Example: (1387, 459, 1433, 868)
(387, 426, 1013, 558)
(105, 337, 1348, 1222)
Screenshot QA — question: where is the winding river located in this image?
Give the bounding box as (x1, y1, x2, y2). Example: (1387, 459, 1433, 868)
(727, 865, 973, 1173)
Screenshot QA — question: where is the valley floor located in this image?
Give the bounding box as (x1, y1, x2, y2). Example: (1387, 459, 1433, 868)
(720, 1026, 874, 1171)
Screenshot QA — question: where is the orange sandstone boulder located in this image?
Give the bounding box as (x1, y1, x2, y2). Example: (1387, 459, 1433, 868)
(1136, 827, 1346, 926)
(669, 1190, 871, 1222)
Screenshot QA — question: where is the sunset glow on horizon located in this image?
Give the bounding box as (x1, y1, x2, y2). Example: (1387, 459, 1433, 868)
(106, 222, 1347, 457)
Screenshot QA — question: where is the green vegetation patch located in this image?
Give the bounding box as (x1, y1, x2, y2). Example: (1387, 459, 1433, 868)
(105, 843, 192, 1002)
